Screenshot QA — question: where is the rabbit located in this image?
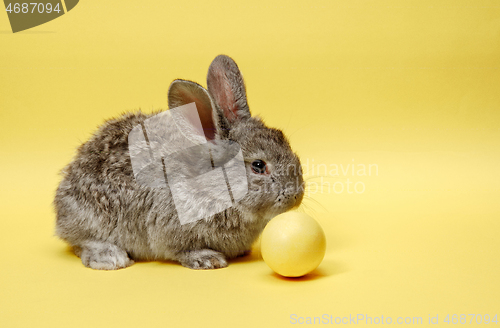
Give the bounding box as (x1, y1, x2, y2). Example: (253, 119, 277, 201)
(54, 55, 304, 270)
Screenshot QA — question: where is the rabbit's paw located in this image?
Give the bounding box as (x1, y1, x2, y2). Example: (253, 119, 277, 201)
(178, 249, 228, 270)
(79, 241, 134, 270)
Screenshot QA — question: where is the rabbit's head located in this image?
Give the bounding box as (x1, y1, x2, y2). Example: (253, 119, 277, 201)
(168, 55, 304, 220)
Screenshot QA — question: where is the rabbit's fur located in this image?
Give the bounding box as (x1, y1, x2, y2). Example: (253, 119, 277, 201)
(54, 55, 304, 270)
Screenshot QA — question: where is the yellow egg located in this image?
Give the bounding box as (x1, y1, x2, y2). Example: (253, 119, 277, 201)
(260, 212, 326, 277)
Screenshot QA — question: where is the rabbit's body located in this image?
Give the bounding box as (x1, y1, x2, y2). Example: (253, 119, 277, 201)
(55, 55, 304, 270)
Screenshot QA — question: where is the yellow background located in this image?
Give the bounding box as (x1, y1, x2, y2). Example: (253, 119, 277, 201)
(1, 0, 499, 327)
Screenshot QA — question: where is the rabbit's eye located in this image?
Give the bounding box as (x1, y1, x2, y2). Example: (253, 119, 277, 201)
(251, 160, 268, 174)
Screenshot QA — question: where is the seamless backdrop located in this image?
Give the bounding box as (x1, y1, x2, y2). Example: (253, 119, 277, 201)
(1, 1, 499, 327)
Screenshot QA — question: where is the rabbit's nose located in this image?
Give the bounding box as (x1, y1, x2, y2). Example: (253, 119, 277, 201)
(277, 188, 303, 210)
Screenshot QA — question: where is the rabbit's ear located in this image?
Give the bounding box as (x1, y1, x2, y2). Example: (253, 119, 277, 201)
(168, 79, 216, 140)
(207, 55, 251, 126)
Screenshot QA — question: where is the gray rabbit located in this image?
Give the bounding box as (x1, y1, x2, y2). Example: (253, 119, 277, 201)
(54, 55, 304, 270)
